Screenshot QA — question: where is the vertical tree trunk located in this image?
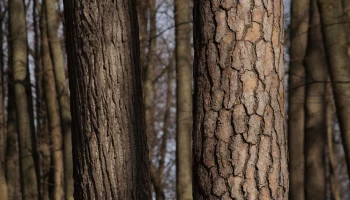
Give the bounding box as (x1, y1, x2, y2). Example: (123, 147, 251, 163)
(304, 1, 327, 199)
(144, 0, 156, 162)
(41, 4, 65, 200)
(9, 0, 38, 198)
(317, 0, 350, 174)
(0, 4, 8, 199)
(6, 84, 20, 200)
(193, 0, 288, 199)
(44, 0, 73, 198)
(288, 0, 309, 199)
(175, 0, 192, 199)
(64, 0, 152, 199)
(326, 85, 342, 200)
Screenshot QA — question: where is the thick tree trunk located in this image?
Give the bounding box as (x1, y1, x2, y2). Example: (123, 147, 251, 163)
(44, 1, 73, 198)
(41, 5, 65, 200)
(9, 0, 38, 198)
(193, 0, 288, 199)
(64, 0, 152, 199)
(175, 0, 192, 199)
(317, 0, 350, 174)
(304, 1, 327, 199)
(6, 84, 20, 200)
(288, 0, 309, 199)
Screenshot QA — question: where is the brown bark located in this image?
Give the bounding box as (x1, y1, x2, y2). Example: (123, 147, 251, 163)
(175, 0, 192, 199)
(304, 1, 327, 199)
(64, 0, 152, 199)
(317, 0, 350, 174)
(288, 0, 309, 199)
(41, 4, 65, 200)
(6, 83, 20, 200)
(44, 0, 73, 198)
(193, 0, 288, 199)
(9, 0, 38, 198)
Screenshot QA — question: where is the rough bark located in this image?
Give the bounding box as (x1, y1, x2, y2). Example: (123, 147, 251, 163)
(9, 0, 38, 198)
(41, 5, 65, 200)
(192, 0, 288, 199)
(175, 0, 192, 199)
(63, 0, 152, 199)
(44, 0, 73, 198)
(288, 0, 309, 199)
(317, 0, 350, 174)
(304, 1, 327, 198)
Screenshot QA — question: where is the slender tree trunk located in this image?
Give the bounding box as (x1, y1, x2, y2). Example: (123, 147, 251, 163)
(175, 0, 192, 199)
(193, 0, 288, 199)
(63, 0, 152, 199)
(144, 0, 156, 162)
(288, 0, 309, 199)
(44, 1, 73, 198)
(9, 0, 38, 198)
(304, 1, 327, 198)
(0, 4, 8, 199)
(317, 0, 350, 174)
(136, 0, 148, 70)
(41, 4, 65, 200)
(326, 85, 342, 200)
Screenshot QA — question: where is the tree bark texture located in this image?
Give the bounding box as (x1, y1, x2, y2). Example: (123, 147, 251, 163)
(304, 0, 327, 199)
(193, 0, 288, 199)
(175, 0, 193, 199)
(41, 5, 65, 200)
(317, 0, 350, 174)
(44, 1, 74, 198)
(9, 0, 38, 198)
(64, 0, 152, 199)
(288, 0, 309, 199)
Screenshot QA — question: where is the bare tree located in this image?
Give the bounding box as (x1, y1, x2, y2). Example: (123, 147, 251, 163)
(288, 0, 309, 198)
(317, 0, 350, 174)
(304, 0, 328, 198)
(175, 0, 193, 199)
(9, 0, 38, 198)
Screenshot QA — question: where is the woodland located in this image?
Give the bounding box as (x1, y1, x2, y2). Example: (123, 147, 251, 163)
(0, 0, 349, 199)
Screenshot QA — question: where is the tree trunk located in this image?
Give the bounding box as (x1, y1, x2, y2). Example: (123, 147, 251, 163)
(6, 83, 20, 200)
(63, 0, 152, 199)
(304, 1, 327, 199)
(193, 0, 288, 199)
(317, 0, 350, 174)
(288, 0, 309, 199)
(0, 4, 7, 199)
(175, 0, 192, 199)
(44, 0, 73, 198)
(326, 85, 342, 200)
(41, 4, 65, 200)
(9, 0, 38, 198)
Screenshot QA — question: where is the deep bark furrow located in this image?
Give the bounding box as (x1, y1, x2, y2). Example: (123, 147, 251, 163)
(64, 0, 151, 199)
(193, 0, 288, 199)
